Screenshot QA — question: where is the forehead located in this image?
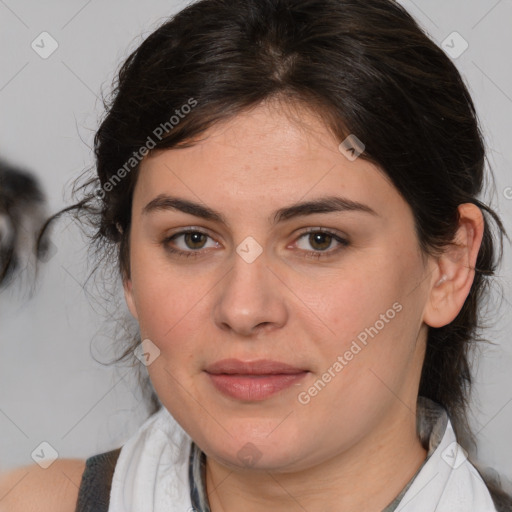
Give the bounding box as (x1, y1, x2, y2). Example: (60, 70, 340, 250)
(134, 101, 406, 222)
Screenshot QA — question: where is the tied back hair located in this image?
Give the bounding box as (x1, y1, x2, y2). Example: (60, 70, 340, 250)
(39, 0, 511, 505)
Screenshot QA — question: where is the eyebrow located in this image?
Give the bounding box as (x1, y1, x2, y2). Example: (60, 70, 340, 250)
(142, 194, 378, 225)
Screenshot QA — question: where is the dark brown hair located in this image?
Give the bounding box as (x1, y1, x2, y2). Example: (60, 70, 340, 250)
(42, 0, 511, 505)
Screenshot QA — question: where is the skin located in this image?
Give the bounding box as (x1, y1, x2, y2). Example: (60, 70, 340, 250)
(122, 98, 484, 512)
(0, 459, 85, 512)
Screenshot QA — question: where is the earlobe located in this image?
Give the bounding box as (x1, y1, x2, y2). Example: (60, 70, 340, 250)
(423, 203, 484, 328)
(123, 278, 139, 320)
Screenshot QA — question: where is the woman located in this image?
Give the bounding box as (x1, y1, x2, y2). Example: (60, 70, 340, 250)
(1, 0, 511, 510)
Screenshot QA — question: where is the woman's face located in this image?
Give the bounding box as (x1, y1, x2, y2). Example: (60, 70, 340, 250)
(124, 100, 436, 472)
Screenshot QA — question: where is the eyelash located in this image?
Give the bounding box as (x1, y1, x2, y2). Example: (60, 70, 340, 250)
(162, 228, 349, 260)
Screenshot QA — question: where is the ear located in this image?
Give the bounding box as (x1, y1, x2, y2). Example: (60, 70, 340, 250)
(423, 203, 484, 328)
(123, 277, 139, 320)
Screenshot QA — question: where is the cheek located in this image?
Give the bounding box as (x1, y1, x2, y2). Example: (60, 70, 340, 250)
(304, 247, 425, 376)
(128, 248, 198, 345)
(304, 255, 404, 338)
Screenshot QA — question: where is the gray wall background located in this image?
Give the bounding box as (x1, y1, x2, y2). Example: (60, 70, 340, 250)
(0, 0, 511, 485)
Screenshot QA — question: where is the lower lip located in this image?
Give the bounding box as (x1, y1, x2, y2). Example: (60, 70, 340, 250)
(206, 372, 308, 401)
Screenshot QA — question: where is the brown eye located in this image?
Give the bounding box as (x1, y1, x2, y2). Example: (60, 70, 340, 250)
(295, 229, 349, 259)
(162, 229, 219, 259)
(308, 232, 333, 251)
(183, 232, 208, 249)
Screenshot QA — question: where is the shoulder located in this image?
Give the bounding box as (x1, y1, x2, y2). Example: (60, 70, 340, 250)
(0, 458, 86, 512)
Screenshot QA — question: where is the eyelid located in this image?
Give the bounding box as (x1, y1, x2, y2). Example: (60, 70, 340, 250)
(294, 226, 348, 239)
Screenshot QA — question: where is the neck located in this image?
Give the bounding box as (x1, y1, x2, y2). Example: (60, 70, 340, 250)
(205, 409, 427, 512)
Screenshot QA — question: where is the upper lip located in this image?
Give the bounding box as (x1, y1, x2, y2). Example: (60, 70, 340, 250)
(205, 358, 307, 375)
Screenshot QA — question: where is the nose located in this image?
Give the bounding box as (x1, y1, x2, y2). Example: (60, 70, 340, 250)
(212, 249, 289, 338)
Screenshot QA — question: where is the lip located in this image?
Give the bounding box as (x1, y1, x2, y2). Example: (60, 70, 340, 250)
(205, 359, 308, 401)
(205, 358, 307, 375)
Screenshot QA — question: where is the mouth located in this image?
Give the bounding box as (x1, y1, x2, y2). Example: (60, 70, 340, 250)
(204, 359, 309, 401)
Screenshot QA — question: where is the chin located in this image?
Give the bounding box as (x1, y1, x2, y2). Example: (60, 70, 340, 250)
(199, 426, 310, 472)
